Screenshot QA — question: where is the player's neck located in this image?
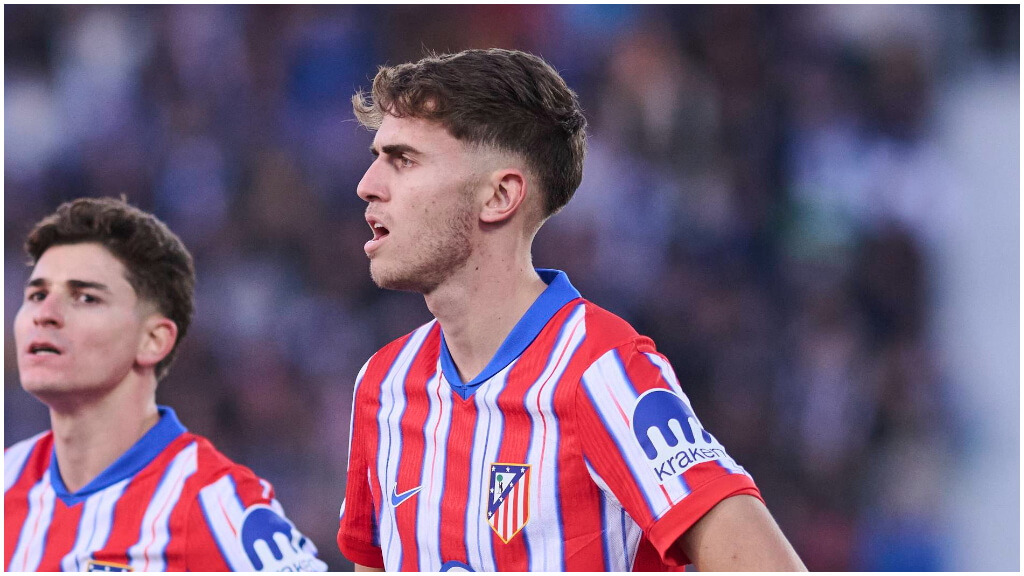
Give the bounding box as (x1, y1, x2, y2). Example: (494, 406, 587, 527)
(47, 372, 160, 493)
(425, 252, 546, 384)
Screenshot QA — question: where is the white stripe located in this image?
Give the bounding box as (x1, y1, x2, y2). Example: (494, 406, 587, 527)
(465, 362, 512, 572)
(378, 322, 434, 571)
(60, 478, 130, 571)
(414, 361, 450, 571)
(521, 304, 587, 571)
(8, 469, 55, 571)
(586, 460, 642, 571)
(198, 474, 252, 570)
(128, 441, 198, 571)
(340, 359, 371, 527)
(4, 432, 46, 493)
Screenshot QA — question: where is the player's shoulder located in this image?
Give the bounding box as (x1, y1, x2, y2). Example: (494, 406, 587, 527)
(358, 319, 441, 384)
(4, 430, 51, 457)
(181, 433, 272, 497)
(4, 430, 52, 481)
(578, 299, 656, 360)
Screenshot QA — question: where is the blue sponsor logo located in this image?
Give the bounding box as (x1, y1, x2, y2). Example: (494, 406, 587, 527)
(629, 389, 725, 483)
(240, 505, 324, 571)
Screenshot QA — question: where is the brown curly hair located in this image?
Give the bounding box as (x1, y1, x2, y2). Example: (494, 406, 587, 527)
(353, 48, 588, 217)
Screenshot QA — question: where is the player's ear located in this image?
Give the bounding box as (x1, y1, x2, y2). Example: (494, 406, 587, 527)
(136, 314, 178, 370)
(480, 169, 527, 224)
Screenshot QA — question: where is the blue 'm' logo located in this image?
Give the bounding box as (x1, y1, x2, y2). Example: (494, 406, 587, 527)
(240, 505, 298, 570)
(630, 389, 712, 460)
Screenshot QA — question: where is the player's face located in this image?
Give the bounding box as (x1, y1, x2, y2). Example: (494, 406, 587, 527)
(14, 243, 152, 403)
(357, 115, 480, 294)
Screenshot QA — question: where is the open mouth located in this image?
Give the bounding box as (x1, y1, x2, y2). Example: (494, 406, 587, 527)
(372, 222, 390, 241)
(29, 343, 61, 356)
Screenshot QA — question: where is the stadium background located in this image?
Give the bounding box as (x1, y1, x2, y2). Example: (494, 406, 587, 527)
(4, 5, 1018, 571)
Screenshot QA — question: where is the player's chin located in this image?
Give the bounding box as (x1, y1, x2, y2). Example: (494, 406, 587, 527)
(370, 263, 435, 294)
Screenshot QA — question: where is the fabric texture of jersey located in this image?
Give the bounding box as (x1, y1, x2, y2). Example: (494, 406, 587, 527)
(337, 269, 763, 571)
(4, 406, 327, 572)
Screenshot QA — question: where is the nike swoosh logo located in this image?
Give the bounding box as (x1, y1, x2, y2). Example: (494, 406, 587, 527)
(391, 485, 422, 507)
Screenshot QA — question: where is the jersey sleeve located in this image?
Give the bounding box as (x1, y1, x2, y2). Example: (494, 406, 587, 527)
(575, 340, 763, 566)
(188, 468, 327, 572)
(337, 360, 384, 569)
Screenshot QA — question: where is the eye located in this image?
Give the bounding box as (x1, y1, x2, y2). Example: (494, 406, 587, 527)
(26, 290, 46, 302)
(397, 156, 414, 169)
(76, 293, 99, 304)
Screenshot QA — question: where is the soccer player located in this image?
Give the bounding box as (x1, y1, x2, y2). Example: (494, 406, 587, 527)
(336, 49, 806, 571)
(5, 197, 327, 572)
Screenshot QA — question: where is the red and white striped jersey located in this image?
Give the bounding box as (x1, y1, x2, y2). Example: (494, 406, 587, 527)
(4, 406, 326, 572)
(337, 270, 762, 571)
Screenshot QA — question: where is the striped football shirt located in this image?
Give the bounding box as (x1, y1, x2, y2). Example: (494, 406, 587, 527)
(5, 406, 326, 572)
(337, 269, 762, 571)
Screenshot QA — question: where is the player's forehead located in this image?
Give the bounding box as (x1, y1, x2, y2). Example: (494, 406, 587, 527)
(29, 243, 133, 293)
(372, 115, 463, 155)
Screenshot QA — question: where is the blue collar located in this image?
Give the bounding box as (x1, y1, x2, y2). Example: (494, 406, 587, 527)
(441, 269, 581, 399)
(50, 405, 187, 505)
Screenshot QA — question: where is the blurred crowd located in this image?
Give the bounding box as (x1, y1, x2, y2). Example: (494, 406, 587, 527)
(5, 5, 1018, 571)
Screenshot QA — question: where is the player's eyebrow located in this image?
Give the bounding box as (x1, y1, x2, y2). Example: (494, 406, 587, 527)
(370, 143, 422, 158)
(68, 280, 112, 293)
(25, 278, 112, 293)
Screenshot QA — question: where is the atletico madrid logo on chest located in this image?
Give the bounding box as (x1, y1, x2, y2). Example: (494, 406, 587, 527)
(486, 463, 531, 543)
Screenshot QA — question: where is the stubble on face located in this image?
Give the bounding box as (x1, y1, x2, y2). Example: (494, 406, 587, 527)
(369, 179, 477, 294)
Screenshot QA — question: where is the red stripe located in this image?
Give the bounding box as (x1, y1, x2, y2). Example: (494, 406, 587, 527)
(511, 481, 518, 538)
(682, 460, 734, 492)
(557, 343, 612, 571)
(396, 326, 440, 571)
(426, 372, 445, 506)
(534, 310, 585, 495)
(4, 434, 51, 569)
(141, 446, 195, 571)
(438, 380, 477, 565)
(489, 303, 577, 569)
(620, 349, 674, 396)
(18, 471, 52, 569)
(99, 434, 194, 566)
(502, 497, 509, 541)
(342, 330, 410, 555)
(36, 498, 82, 570)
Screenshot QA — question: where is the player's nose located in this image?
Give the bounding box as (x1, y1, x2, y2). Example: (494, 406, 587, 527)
(32, 295, 65, 329)
(356, 160, 389, 204)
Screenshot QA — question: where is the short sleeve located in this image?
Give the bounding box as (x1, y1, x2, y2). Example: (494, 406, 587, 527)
(575, 341, 762, 565)
(189, 469, 327, 571)
(337, 361, 384, 569)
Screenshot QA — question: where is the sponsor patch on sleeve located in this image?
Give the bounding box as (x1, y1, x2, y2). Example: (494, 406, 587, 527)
(629, 389, 728, 484)
(239, 504, 327, 572)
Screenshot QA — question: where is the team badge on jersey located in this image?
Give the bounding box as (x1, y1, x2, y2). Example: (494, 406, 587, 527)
(486, 463, 530, 543)
(630, 389, 728, 484)
(86, 560, 133, 572)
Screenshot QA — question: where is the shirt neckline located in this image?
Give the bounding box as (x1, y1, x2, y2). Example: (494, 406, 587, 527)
(440, 269, 581, 400)
(49, 405, 187, 505)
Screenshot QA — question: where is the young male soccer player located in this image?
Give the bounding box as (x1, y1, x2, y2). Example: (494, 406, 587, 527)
(5, 197, 327, 572)
(337, 49, 806, 571)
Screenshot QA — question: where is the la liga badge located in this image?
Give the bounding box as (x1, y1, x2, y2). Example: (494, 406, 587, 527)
(486, 463, 530, 543)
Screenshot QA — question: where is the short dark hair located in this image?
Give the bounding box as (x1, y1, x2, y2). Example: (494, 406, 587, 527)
(353, 48, 588, 217)
(24, 197, 195, 381)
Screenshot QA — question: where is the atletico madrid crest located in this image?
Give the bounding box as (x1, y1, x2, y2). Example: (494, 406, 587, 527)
(486, 463, 531, 543)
